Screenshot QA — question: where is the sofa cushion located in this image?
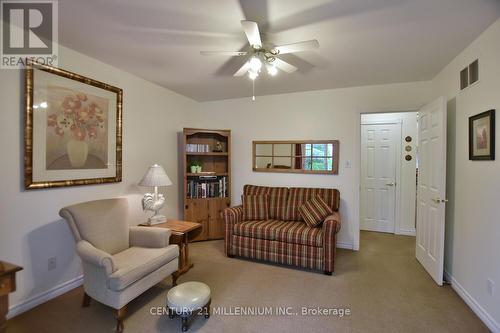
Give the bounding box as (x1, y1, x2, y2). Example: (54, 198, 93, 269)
(299, 195, 334, 228)
(242, 195, 269, 220)
(244, 185, 289, 220)
(285, 187, 340, 221)
(274, 221, 323, 247)
(108, 245, 179, 291)
(233, 220, 287, 241)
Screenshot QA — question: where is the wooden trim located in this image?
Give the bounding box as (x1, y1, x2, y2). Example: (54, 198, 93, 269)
(183, 128, 231, 136)
(252, 140, 340, 175)
(186, 152, 228, 156)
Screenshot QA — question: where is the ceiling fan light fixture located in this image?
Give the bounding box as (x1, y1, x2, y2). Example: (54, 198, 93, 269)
(267, 64, 278, 76)
(249, 56, 262, 72)
(248, 70, 258, 80)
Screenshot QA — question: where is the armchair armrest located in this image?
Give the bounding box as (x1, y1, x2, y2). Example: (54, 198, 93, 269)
(223, 205, 243, 255)
(76, 240, 114, 276)
(129, 226, 171, 248)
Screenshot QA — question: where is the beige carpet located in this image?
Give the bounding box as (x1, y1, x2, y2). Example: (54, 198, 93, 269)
(7, 231, 488, 333)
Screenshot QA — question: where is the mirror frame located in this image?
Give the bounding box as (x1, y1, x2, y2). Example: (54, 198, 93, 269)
(252, 140, 340, 175)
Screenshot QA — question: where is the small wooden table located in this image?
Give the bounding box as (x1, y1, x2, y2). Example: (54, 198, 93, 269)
(0, 261, 22, 333)
(143, 220, 201, 285)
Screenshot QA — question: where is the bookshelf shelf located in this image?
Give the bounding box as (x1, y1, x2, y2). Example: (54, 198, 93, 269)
(186, 152, 228, 156)
(183, 128, 231, 241)
(186, 173, 229, 177)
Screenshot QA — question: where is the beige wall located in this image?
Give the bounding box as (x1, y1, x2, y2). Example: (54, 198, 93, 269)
(193, 82, 432, 249)
(0, 45, 197, 315)
(432, 18, 500, 331)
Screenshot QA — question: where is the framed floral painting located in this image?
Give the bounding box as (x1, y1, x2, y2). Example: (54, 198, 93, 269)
(469, 109, 495, 161)
(25, 59, 123, 189)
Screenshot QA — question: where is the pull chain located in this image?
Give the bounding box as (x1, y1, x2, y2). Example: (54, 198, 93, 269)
(252, 79, 255, 101)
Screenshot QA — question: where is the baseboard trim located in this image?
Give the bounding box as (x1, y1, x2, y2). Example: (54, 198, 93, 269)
(396, 229, 416, 236)
(444, 270, 500, 332)
(361, 226, 394, 234)
(7, 275, 83, 319)
(337, 242, 354, 250)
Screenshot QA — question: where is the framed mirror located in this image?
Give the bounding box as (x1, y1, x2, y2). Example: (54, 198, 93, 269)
(252, 140, 339, 174)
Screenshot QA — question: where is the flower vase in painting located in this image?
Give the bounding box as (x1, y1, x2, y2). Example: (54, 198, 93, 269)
(46, 92, 108, 169)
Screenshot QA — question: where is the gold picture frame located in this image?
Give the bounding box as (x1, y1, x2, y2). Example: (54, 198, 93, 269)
(24, 59, 123, 189)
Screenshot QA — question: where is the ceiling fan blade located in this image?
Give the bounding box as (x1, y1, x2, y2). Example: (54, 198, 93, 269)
(273, 40, 319, 55)
(241, 20, 262, 47)
(273, 58, 298, 73)
(233, 61, 250, 76)
(200, 51, 247, 56)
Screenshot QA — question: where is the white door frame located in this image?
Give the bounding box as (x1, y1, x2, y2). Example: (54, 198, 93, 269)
(353, 109, 418, 250)
(360, 119, 402, 234)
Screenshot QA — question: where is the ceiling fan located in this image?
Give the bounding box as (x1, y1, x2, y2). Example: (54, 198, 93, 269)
(200, 20, 319, 80)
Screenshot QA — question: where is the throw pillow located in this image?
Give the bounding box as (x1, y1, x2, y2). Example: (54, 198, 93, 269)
(299, 195, 333, 227)
(242, 195, 269, 220)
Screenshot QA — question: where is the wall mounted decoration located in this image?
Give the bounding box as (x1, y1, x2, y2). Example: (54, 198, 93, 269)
(24, 59, 123, 189)
(469, 109, 495, 160)
(253, 140, 339, 174)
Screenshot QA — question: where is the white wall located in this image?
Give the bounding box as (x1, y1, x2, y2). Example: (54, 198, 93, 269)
(193, 82, 432, 249)
(0, 45, 197, 316)
(432, 18, 500, 331)
(361, 112, 418, 235)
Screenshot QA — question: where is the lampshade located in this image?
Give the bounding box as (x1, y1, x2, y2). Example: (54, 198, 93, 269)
(139, 164, 172, 187)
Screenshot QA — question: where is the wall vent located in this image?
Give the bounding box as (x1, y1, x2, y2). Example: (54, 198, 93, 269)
(460, 59, 479, 91)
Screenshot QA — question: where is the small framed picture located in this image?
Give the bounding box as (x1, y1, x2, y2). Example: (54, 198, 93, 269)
(469, 109, 495, 160)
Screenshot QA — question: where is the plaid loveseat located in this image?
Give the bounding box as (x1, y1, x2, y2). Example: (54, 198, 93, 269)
(224, 185, 341, 275)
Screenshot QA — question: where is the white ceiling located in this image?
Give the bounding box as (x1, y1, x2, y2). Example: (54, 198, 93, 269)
(59, 0, 500, 101)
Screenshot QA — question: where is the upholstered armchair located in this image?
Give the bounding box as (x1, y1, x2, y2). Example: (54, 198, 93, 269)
(60, 196, 179, 332)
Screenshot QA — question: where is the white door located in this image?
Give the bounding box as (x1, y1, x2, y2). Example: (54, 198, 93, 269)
(361, 123, 400, 233)
(416, 97, 447, 286)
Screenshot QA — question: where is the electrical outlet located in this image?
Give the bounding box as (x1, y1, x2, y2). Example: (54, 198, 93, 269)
(48, 257, 57, 271)
(345, 160, 352, 169)
(487, 278, 495, 296)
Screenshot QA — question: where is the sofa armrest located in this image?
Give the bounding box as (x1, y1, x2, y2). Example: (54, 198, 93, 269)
(76, 240, 114, 275)
(323, 212, 341, 234)
(129, 226, 171, 248)
(322, 211, 341, 274)
(223, 205, 243, 255)
(223, 205, 243, 224)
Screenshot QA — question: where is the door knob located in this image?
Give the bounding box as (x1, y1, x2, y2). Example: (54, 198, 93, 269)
(386, 182, 395, 186)
(432, 198, 449, 204)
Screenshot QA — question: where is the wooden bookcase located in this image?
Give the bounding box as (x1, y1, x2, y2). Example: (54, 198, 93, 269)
(182, 128, 231, 241)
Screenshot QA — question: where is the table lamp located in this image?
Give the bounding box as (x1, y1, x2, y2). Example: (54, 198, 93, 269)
(139, 164, 172, 225)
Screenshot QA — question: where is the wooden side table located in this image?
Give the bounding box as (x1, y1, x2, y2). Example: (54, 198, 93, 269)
(141, 220, 201, 285)
(0, 261, 22, 333)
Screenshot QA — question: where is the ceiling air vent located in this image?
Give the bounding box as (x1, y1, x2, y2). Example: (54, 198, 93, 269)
(460, 59, 479, 91)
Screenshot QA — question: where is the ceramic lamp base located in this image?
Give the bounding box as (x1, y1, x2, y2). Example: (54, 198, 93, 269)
(149, 215, 167, 225)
